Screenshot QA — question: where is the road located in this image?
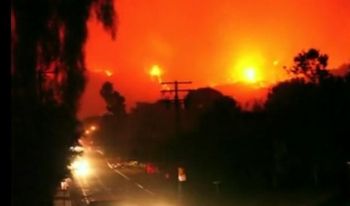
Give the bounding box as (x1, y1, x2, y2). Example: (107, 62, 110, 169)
(69, 150, 181, 206)
(56, 149, 345, 206)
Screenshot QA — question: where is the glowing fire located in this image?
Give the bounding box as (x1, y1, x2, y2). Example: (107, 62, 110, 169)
(150, 65, 162, 77)
(104, 70, 113, 77)
(231, 53, 264, 84)
(243, 67, 257, 83)
(90, 68, 113, 77)
(149, 64, 163, 83)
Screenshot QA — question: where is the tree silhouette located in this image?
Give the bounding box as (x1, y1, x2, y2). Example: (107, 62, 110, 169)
(285, 48, 330, 83)
(11, 1, 116, 205)
(264, 71, 350, 192)
(100, 81, 126, 117)
(184, 87, 224, 112)
(128, 101, 175, 161)
(93, 82, 128, 157)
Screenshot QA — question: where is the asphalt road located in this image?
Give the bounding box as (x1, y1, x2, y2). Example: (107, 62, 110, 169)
(72, 151, 181, 206)
(64, 150, 346, 206)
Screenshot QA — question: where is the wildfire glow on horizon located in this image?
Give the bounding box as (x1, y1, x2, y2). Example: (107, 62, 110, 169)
(243, 67, 258, 83)
(91, 69, 114, 77)
(149, 64, 163, 83)
(79, 0, 350, 118)
(104, 70, 113, 77)
(229, 52, 265, 85)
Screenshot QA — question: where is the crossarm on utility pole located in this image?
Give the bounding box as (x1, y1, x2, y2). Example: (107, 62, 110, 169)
(160, 80, 192, 135)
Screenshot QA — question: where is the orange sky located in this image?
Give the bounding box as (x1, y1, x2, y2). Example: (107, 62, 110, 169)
(78, 0, 350, 119)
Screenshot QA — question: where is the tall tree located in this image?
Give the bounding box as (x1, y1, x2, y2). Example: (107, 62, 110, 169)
(93, 82, 127, 157)
(11, 1, 116, 205)
(285, 48, 330, 83)
(100, 81, 126, 117)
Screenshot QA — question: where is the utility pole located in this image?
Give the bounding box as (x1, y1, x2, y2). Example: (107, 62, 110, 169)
(161, 81, 191, 202)
(160, 81, 192, 135)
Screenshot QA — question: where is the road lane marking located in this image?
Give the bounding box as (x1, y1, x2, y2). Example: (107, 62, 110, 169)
(136, 183, 144, 189)
(107, 161, 156, 196)
(75, 178, 90, 205)
(113, 169, 131, 181)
